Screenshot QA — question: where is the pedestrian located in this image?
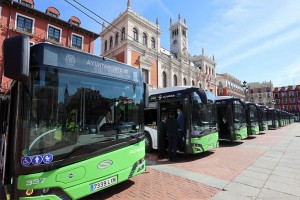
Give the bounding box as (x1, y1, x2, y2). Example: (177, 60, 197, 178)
(158, 114, 168, 159)
(177, 108, 185, 150)
(166, 112, 179, 162)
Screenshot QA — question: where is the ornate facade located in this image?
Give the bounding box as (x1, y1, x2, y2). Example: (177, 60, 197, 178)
(100, 0, 217, 92)
(216, 73, 245, 99)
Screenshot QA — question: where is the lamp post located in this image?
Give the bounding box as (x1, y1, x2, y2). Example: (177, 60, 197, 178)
(242, 81, 248, 101)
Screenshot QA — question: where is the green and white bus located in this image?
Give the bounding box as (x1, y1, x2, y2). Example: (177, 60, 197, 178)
(245, 102, 260, 135)
(144, 86, 219, 154)
(258, 105, 268, 131)
(267, 108, 279, 129)
(0, 35, 148, 199)
(215, 96, 248, 141)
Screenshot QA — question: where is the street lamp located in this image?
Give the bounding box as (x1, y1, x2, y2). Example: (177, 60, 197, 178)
(242, 81, 248, 101)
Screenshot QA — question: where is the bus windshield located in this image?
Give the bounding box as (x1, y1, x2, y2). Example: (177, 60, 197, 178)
(22, 68, 143, 157)
(191, 92, 217, 133)
(248, 105, 258, 123)
(233, 100, 246, 127)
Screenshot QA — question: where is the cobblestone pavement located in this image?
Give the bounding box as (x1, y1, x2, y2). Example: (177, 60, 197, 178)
(83, 123, 300, 200)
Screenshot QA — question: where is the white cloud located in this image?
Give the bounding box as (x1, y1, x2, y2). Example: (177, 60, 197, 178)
(219, 26, 300, 68)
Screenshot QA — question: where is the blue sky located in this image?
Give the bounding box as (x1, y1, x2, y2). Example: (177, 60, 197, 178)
(34, 0, 300, 87)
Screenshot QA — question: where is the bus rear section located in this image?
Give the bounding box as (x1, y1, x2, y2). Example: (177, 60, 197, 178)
(144, 86, 219, 154)
(1, 35, 147, 200)
(216, 96, 248, 141)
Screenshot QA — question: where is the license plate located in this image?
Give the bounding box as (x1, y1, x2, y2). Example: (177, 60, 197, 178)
(90, 176, 117, 192)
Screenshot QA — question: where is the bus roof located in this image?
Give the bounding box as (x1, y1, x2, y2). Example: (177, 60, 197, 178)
(149, 86, 199, 96)
(30, 43, 142, 83)
(215, 96, 241, 101)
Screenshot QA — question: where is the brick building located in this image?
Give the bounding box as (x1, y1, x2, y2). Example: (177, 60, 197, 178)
(0, 0, 99, 93)
(216, 73, 245, 99)
(247, 81, 274, 108)
(100, 0, 217, 92)
(273, 85, 300, 118)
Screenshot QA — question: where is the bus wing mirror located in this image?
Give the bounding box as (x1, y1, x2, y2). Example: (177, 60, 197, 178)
(3, 35, 30, 82)
(196, 89, 208, 104)
(143, 82, 149, 108)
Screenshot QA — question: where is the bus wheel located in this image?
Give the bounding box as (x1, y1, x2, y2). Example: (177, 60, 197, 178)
(144, 132, 152, 153)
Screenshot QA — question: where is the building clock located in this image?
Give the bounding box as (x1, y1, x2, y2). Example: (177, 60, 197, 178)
(172, 39, 179, 53)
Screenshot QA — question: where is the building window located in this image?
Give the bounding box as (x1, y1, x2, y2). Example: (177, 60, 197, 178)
(183, 78, 187, 86)
(274, 93, 278, 99)
(290, 98, 295, 103)
(71, 34, 83, 49)
(142, 69, 149, 84)
(162, 72, 167, 88)
(267, 92, 271, 98)
(289, 91, 294, 97)
(173, 75, 177, 86)
(258, 88, 262, 93)
(71, 21, 79, 26)
(250, 89, 253, 94)
(281, 92, 287, 98)
(199, 83, 202, 88)
(121, 28, 125, 41)
(298, 97, 300, 103)
(291, 105, 296, 111)
(298, 91, 300, 97)
(115, 32, 119, 45)
(47, 25, 61, 42)
(282, 98, 287, 104)
(133, 28, 138, 41)
(48, 11, 58, 18)
(275, 99, 280, 104)
(182, 29, 186, 37)
(151, 37, 155, 49)
(16, 14, 33, 33)
(21, 0, 32, 7)
(142, 33, 147, 45)
(192, 80, 194, 86)
(104, 40, 108, 51)
(109, 36, 113, 49)
(266, 87, 271, 92)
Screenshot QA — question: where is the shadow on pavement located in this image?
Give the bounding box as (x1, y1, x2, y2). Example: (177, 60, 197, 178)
(259, 132, 266, 135)
(81, 180, 135, 200)
(243, 136, 256, 140)
(146, 149, 215, 165)
(219, 140, 244, 147)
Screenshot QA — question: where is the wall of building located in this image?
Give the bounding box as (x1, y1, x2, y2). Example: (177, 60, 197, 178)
(0, 0, 98, 93)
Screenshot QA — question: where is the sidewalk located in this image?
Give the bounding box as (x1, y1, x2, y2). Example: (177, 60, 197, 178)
(82, 123, 300, 199)
(211, 123, 300, 200)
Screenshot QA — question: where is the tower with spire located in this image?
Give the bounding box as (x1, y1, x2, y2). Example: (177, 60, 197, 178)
(169, 14, 188, 56)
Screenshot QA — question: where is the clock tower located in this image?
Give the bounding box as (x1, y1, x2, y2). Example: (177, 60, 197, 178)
(169, 14, 188, 56)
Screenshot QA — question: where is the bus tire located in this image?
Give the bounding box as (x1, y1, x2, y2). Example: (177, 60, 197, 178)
(144, 132, 153, 153)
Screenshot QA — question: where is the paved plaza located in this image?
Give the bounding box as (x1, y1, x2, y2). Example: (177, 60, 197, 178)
(85, 123, 300, 200)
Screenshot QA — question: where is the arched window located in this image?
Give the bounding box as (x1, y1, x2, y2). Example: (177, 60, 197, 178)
(133, 28, 138, 41)
(151, 37, 155, 49)
(104, 40, 108, 51)
(183, 78, 187, 85)
(192, 80, 195, 86)
(121, 27, 125, 41)
(162, 71, 167, 87)
(142, 33, 147, 45)
(173, 75, 177, 86)
(109, 36, 113, 48)
(115, 32, 119, 45)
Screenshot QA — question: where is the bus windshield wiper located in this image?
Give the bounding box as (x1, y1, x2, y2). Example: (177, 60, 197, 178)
(46, 144, 89, 171)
